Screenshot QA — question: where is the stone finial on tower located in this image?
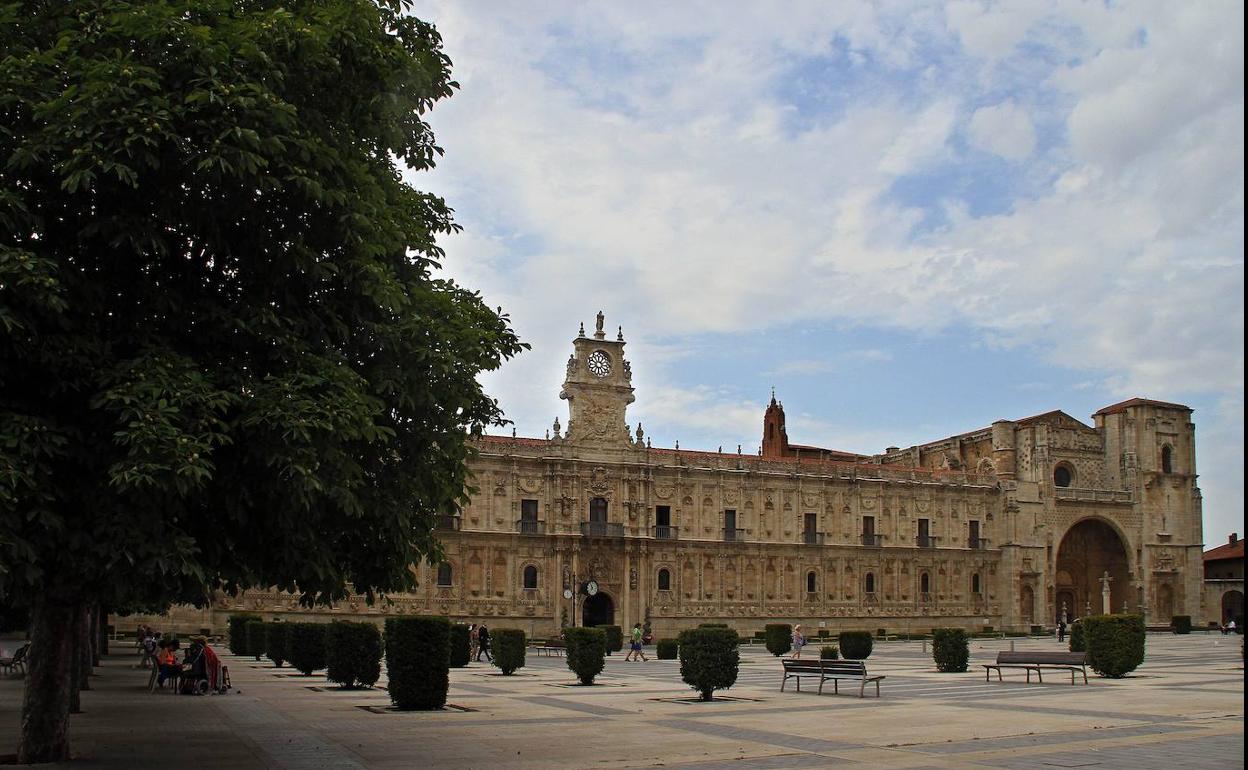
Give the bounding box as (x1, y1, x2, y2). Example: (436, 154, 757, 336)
(594, 310, 606, 339)
(578, 322, 585, 338)
(617, 325, 624, 341)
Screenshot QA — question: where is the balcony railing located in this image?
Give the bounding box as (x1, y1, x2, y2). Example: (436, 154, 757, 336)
(653, 525, 679, 540)
(723, 528, 746, 543)
(916, 535, 939, 548)
(435, 515, 461, 531)
(1054, 487, 1133, 503)
(516, 519, 545, 536)
(802, 531, 825, 545)
(968, 537, 990, 550)
(861, 533, 883, 546)
(581, 521, 624, 538)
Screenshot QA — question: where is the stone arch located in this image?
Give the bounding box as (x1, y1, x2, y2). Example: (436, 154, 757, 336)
(1055, 517, 1132, 617)
(1222, 590, 1244, 625)
(1156, 582, 1174, 620)
(583, 592, 614, 627)
(1020, 584, 1035, 623)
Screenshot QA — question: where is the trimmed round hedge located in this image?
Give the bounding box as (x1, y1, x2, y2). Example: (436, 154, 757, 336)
(386, 616, 450, 709)
(449, 624, 471, 668)
(838, 631, 873, 660)
(492, 628, 526, 675)
(288, 622, 328, 676)
(1082, 614, 1145, 678)
(1171, 615, 1192, 635)
(819, 645, 839, 660)
(678, 627, 739, 701)
(656, 639, 679, 659)
(245, 620, 267, 661)
(932, 627, 969, 672)
(265, 622, 289, 668)
(565, 627, 606, 685)
(598, 625, 623, 655)
(227, 613, 261, 656)
(326, 621, 382, 688)
(764, 623, 792, 656)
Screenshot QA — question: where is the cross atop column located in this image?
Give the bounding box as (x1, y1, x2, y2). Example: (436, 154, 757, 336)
(1099, 570, 1113, 614)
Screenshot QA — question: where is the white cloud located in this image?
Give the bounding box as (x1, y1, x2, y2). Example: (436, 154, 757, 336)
(411, 0, 1244, 541)
(967, 100, 1036, 160)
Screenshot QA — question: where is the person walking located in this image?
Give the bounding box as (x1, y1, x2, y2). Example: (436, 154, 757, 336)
(626, 623, 648, 662)
(476, 624, 491, 662)
(468, 624, 479, 660)
(1057, 618, 1067, 643)
(790, 624, 806, 659)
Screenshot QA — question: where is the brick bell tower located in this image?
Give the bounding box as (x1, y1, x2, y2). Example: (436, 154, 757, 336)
(761, 389, 789, 459)
(559, 311, 635, 446)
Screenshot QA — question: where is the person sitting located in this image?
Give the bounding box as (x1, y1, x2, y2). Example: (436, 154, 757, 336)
(156, 639, 181, 688)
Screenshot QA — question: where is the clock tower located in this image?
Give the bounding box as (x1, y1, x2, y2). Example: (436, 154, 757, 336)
(560, 311, 635, 446)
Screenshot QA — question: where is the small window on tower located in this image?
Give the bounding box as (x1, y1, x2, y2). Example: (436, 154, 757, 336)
(1054, 464, 1074, 488)
(1161, 445, 1173, 474)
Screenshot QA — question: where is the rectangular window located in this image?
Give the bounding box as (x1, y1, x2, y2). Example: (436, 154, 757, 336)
(724, 509, 739, 541)
(803, 513, 817, 533)
(969, 520, 980, 548)
(656, 505, 671, 527)
(521, 499, 538, 521)
(918, 518, 932, 547)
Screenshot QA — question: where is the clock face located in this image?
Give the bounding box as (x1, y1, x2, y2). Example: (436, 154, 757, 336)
(563, 588, 574, 600)
(587, 350, 612, 378)
(586, 580, 599, 596)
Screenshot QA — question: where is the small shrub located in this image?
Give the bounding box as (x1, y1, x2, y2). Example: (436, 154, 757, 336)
(1069, 620, 1086, 652)
(565, 627, 606, 685)
(764, 624, 792, 656)
(932, 628, 969, 673)
(819, 645, 839, 660)
(598, 625, 623, 655)
(493, 629, 526, 675)
(656, 639, 679, 659)
(245, 620, 267, 661)
(326, 621, 382, 688)
(266, 623, 289, 668)
(386, 616, 450, 709)
(838, 631, 873, 660)
(449, 624, 471, 667)
(288, 622, 328, 676)
(1082, 614, 1145, 678)
(1171, 615, 1192, 635)
(678, 627, 739, 701)
(816, 629, 830, 639)
(227, 613, 261, 656)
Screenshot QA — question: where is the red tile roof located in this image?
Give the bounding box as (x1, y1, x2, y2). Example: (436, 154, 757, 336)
(1204, 538, 1245, 562)
(1093, 398, 1192, 417)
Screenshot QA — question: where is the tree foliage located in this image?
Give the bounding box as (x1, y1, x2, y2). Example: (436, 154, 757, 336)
(386, 616, 449, 710)
(326, 621, 382, 688)
(0, 1, 523, 761)
(931, 627, 969, 672)
(677, 627, 739, 701)
(764, 624, 791, 656)
(564, 627, 605, 685)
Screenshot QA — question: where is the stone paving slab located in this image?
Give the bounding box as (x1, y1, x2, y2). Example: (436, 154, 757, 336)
(0, 634, 1241, 768)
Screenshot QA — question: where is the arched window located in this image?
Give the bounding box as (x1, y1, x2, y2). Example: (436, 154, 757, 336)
(657, 568, 671, 591)
(920, 572, 931, 594)
(436, 563, 453, 587)
(806, 571, 817, 593)
(1161, 445, 1173, 474)
(1054, 464, 1074, 488)
(523, 565, 538, 590)
(971, 573, 981, 595)
(865, 572, 876, 593)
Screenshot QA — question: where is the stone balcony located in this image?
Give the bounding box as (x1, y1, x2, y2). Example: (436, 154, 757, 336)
(1054, 486, 1133, 504)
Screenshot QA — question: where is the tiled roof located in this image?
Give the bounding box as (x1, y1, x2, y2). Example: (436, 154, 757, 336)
(1093, 398, 1192, 417)
(1203, 539, 1245, 562)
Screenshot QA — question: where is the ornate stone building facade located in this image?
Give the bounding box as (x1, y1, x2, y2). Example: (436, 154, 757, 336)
(135, 313, 1207, 638)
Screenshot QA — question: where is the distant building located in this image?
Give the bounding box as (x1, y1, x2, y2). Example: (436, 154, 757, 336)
(1202, 533, 1244, 627)
(133, 314, 1209, 638)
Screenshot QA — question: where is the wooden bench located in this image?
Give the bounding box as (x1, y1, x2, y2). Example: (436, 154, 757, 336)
(781, 659, 884, 698)
(983, 651, 1088, 684)
(532, 640, 566, 657)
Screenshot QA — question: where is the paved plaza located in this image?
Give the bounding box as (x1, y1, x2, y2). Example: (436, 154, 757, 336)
(1, 633, 1242, 769)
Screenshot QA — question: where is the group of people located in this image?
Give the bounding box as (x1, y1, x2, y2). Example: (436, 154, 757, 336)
(137, 625, 227, 695)
(468, 623, 491, 662)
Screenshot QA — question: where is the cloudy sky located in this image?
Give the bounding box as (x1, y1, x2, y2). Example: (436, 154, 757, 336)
(407, 1, 1244, 543)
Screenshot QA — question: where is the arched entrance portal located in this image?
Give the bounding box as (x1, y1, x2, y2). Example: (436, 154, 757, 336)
(1056, 518, 1131, 618)
(1222, 590, 1245, 625)
(583, 592, 614, 627)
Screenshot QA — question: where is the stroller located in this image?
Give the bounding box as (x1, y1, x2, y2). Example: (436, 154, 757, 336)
(179, 639, 228, 695)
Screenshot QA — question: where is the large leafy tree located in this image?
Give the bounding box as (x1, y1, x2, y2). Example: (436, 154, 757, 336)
(0, 1, 524, 761)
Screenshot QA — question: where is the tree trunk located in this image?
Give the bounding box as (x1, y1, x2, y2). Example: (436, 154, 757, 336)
(68, 605, 82, 713)
(79, 605, 93, 689)
(98, 606, 110, 657)
(89, 604, 101, 667)
(18, 597, 75, 764)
